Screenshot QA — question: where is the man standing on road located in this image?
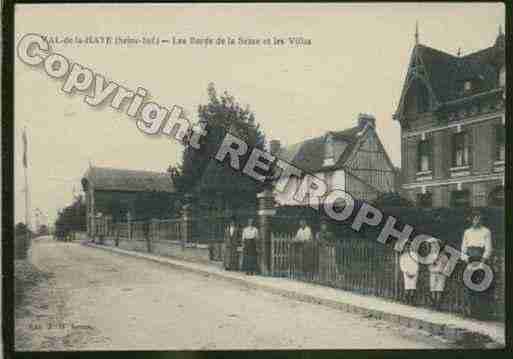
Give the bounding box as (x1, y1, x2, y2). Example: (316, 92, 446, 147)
(460, 209, 493, 319)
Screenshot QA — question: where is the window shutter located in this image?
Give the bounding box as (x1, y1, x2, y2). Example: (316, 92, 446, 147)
(495, 124, 505, 161)
(428, 136, 433, 171)
(466, 130, 473, 166)
(417, 141, 421, 172)
(493, 124, 498, 161)
(450, 132, 456, 167)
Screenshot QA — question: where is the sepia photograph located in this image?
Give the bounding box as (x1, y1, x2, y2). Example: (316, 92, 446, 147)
(10, 2, 506, 352)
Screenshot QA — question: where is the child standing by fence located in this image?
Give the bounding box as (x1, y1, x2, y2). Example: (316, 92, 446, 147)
(400, 242, 419, 306)
(428, 238, 449, 310)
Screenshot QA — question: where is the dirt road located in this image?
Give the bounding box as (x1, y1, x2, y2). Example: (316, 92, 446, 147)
(15, 237, 454, 350)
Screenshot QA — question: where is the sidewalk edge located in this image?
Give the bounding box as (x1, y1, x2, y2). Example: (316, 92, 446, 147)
(83, 241, 505, 348)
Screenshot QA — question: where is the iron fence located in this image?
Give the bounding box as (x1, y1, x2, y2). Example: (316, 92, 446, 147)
(270, 234, 504, 320)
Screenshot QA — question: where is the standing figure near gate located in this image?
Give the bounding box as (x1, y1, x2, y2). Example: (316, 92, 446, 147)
(316, 222, 335, 280)
(241, 218, 259, 275)
(316, 222, 334, 243)
(295, 219, 314, 278)
(224, 217, 240, 271)
(460, 210, 493, 319)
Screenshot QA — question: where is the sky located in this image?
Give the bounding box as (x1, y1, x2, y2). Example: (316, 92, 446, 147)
(14, 3, 505, 226)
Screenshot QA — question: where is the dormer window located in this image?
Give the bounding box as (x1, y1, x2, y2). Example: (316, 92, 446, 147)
(323, 133, 335, 167)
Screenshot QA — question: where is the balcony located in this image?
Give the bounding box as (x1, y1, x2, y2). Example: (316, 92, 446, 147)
(449, 165, 471, 178)
(493, 160, 505, 173)
(416, 170, 432, 182)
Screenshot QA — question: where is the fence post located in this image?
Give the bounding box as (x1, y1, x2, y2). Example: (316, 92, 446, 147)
(114, 223, 120, 247)
(148, 219, 157, 253)
(393, 250, 400, 299)
(126, 211, 132, 242)
(181, 195, 193, 247)
(257, 188, 276, 276)
(97, 213, 104, 244)
(105, 215, 112, 239)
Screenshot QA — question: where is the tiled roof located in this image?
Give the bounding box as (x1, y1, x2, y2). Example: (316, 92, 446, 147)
(276, 125, 363, 173)
(416, 42, 501, 103)
(395, 35, 504, 119)
(82, 166, 176, 193)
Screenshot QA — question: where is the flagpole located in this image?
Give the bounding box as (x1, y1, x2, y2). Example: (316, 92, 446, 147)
(23, 127, 31, 236)
(24, 166, 30, 230)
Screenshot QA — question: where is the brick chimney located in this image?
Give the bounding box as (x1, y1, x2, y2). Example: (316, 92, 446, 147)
(357, 113, 376, 129)
(270, 139, 281, 155)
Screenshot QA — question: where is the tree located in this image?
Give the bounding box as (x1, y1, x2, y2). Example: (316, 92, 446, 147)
(54, 195, 87, 237)
(176, 83, 267, 197)
(15, 222, 33, 237)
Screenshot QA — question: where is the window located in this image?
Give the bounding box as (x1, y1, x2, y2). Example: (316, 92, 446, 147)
(417, 192, 433, 207)
(451, 190, 471, 208)
(323, 134, 335, 166)
(417, 138, 432, 172)
(452, 132, 472, 167)
(495, 124, 505, 162)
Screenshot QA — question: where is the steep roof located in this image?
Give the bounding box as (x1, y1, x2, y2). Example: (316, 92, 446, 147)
(82, 166, 176, 193)
(395, 34, 504, 118)
(417, 44, 498, 102)
(415, 44, 459, 102)
(276, 125, 363, 173)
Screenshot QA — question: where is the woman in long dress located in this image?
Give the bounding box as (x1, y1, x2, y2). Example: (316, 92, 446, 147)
(224, 218, 240, 271)
(241, 218, 259, 275)
(295, 219, 314, 279)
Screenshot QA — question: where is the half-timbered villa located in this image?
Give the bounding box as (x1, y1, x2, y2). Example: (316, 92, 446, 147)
(272, 113, 397, 205)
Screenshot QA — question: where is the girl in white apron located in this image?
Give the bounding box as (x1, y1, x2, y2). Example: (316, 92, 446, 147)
(427, 238, 449, 310)
(400, 242, 419, 306)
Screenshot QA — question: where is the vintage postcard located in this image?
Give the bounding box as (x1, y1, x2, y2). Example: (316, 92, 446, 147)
(11, 2, 506, 352)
